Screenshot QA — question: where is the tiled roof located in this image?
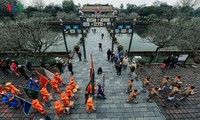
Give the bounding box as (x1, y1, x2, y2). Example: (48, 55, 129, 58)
(82, 4, 114, 12)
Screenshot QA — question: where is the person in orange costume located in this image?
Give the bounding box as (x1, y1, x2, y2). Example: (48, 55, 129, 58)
(32, 99, 47, 115)
(0, 85, 8, 97)
(66, 85, 77, 99)
(71, 77, 80, 91)
(85, 83, 97, 104)
(5, 82, 22, 95)
(55, 100, 69, 117)
(51, 78, 61, 93)
(61, 92, 74, 108)
(55, 72, 65, 86)
(40, 87, 55, 103)
(86, 96, 96, 113)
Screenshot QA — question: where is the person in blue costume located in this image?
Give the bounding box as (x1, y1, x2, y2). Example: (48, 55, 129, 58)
(28, 78, 40, 91)
(2, 93, 20, 109)
(97, 84, 106, 99)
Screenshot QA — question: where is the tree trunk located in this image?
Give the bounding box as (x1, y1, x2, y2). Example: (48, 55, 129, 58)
(154, 46, 162, 61)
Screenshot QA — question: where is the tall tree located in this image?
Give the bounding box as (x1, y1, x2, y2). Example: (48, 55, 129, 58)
(62, 0, 76, 13)
(177, 0, 200, 8)
(142, 23, 182, 58)
(0, 18, 62, 55)
(31, 0, 45, 10)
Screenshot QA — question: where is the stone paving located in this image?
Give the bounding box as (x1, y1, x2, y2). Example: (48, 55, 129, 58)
(2, 27, 200, 120)
(34, 27, 165, 120)
(136, 64, 200, 120)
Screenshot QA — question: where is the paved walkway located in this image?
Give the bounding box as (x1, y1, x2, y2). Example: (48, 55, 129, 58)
(34, 27, 165, 120)
(2, 27, 200, 120)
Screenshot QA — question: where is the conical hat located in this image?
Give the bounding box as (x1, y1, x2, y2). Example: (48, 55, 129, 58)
(5, 82, 12, 86)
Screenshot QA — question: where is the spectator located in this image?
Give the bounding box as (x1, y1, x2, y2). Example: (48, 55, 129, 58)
(25, 60, 32, 72)
(101, 33, 104, 39)
(106, 49, 112, 61)
(99, 43, 102, 52)
(67, 61, 74, 75)
(40, 59, 46, 69)
(97, 67, 103, 74)
(18, 65, 29, 80)
(122, 56, 129, 70)
(56, 61, 63, 74)
(10, 60, 20, 77)
(77, 50, 82, 61)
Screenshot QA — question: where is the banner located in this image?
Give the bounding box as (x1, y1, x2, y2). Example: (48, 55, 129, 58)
(43, 68, 55, 80)
(35, 71, 49, 87)
(16, 96, 32, 116)
(23, 87, 40, 99)
(90, 54, 95, 95)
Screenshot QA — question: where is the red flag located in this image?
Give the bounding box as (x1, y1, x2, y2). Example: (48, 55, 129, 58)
(90, 54, 95, 79)
(6, 3, 12, 12)
(35, 71, 49, 87)
(90, 54, 95, 95)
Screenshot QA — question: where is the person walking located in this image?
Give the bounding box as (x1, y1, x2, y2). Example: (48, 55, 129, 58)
(55, 100, 70, 117)
(40, 87, 55, 103)
(168, 85, 181, 101)
(126, 79, 134, 93)
(98, 43, 102, 52)
(66, 61, 74, 75)
(147, 87, 159, 102)
(142, 77, 151, 92)
(107, 49, 112, 61)
(77, 50, 82, 61)
(170, 76, 182, 89)
(5, 82, 22, 95)
(101, 33, 104, 39)
(158, 76, 170, 91)
(86, 96, 96, 113)
(32, 99, 48, 116)
(97, 84, 106, 99)
(126, 89, 140, 103)
(180, 86, 195, 101)
(50, 78, 61, 94)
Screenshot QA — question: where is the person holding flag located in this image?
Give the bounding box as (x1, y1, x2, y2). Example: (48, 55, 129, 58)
(40, 87, 55, 103)
(97, 84, 106, 99)
(32, 99, 47, 115)
(27, 78, 40, 91)
(34, 70, 49, 88)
